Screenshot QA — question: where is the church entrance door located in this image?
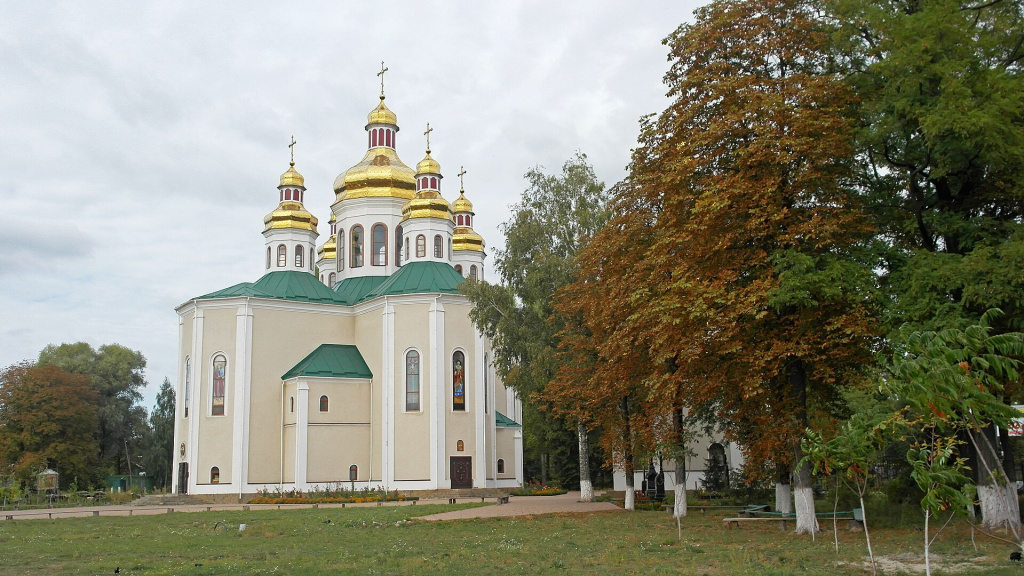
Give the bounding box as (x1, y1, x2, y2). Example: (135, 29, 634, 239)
(450, 457, 472, 489)
(177, 462, 189, 494)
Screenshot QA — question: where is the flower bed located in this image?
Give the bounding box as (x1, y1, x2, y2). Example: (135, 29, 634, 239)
(509, 481, 568, 496)
(249, 484, 415, 505)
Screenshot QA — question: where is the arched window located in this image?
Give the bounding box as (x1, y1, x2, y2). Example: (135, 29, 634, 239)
(371, 130, 378, 147)
(386, 130, 392, 148)
(372, 224, 387, 266)
(416, 235, 426, 258)
(184, 356, 191, 418)
(406, 351, 420, 411)
(497, 459, 505, 474)
(266, 247, 271, 269)
(453, 350, 466, 411)
(455, 265, 463, 275)
(295, 245, 303, 268)
(211, 467, 220, 484)
(310, 247, 315, 270)
(457, 215, 463, 226)
(430, 176, 438, 189)
(469, 265, 478, 281)
(349, 464, 358, 481)
(434, 235, 443, 258)
(457, 440, 465, 452)
(320, 274, 324, 283)
(351, 226, 364, 267)
(448, 238, 452, 260)
(277, 245, 287, 267)
(211, 354, 226, 416)
(395, 225, 403, 266)
(319, 395, 329, 412)
(337, 230, 345, 271)
(328, 272, 336, 286)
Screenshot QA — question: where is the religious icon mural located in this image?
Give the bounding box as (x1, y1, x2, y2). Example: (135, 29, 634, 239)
(453, 351, 465, 410)
(212, 355, 226, 415)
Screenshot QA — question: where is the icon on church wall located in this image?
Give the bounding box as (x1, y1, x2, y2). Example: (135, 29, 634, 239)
(453, 351, 465, 410)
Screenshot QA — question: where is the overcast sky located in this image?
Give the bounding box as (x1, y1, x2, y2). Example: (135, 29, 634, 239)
(0, 1, 703, 409)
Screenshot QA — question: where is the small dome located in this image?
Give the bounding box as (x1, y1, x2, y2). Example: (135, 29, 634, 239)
(452, 191, 473, 214)
(318, 234, 337, 260)
(417, 151, 441, 175)
(280, 162, 305, 187)
(328, 212, 337, 224)
(366, 97, 397, 127)
(264, 201, 318, 233)
(453, 227, 485, 252)
(401, 190, 453, 222)
(334, 147, 416, 201)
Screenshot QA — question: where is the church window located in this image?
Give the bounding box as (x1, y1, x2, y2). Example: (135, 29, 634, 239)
(184, 356, 191, 418)
(457, 440, 464, 452)
(211, 467, 220, 484)
(455, 265, 463, 275)
(211, 354, 226, 416)
(319, 395, 329, 412)
(285, 189, 291, 201)
(372, 224, 387, 266)
(337, 230, 345, 271)
(295, 245, 303, 268)
(328, 272, 336, 286)
(320, 274, 324, 283)
(466, 215, 472, 227)
(386, 129, 392, 148)
(469, 265, 478, 281)
(351, 226, 364, 267)
(456, 215, 463, 226)
(371, 130, 378, 147)
(277, 245, 287, 267)
(405, 351, 420, 411)
(395, 225, 403, 266)
(310, 247, 314, 270)
(434, 235, 443, 258)
(497, 459, 505, 474)
(453, 350, 466, 411)
(430, 176, 437, 189)
(416, 235, 426, 258)
(266, 247, 271, 270)
(349, 464, 358, 481)
(448, 238, 452, 260)
(404, 237, 410, 262)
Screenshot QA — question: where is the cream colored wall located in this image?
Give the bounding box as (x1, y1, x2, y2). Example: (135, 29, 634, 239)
(496, 428, 517, 479)
(306, 379, 371, 483)
(196, 307, 237, 484)
(390, 303, 431, 481)
(247, 305, 354, 484)
(353, 308, 384, 482)
(443, 301, 478, 478)
(282, 425, 295, 483)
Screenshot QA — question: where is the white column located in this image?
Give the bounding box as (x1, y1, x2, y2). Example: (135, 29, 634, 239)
(429, 297, 446, 488)
(231, 304, 251, 493)
(171, 315, 184, 494)
(514, 429, 524, 486)
(295, 381, 309, 489)
(474, 331, 486, 487)
(187, 309, 204, 494)
(382, 300, 395, 488)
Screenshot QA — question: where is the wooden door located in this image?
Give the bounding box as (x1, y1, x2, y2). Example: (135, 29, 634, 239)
(177, 462, 189, 494)
(450, 457, 472, 489)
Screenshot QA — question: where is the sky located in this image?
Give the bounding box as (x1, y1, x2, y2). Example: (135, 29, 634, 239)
(0, 1, 704, 410)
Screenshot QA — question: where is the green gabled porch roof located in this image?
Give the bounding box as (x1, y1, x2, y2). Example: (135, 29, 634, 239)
(495, 411, 521, 428)
(333, 275, 389, 305)
(282, 344, 373, 380)
(365, 261, 465, 298)
(195, 271, 347, 304)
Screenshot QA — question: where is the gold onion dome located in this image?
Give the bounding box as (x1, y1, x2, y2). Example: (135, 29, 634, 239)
(318, 234, 337, 260)
(366, 96, 398, 127)
(334, 148, 416, 201)
(453, 227, 484, 252)
(401, 190, 453, 222)
(264, 201, 318, 233)
(453, 191, 473, 213)
(280, 162, 305, 187)
(417, 151, 441, 175)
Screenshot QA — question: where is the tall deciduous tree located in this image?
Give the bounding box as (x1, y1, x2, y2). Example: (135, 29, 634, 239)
(38, 343, 149, 476)
(0, 362, 101, 488)
(144, 378, 175, 490)
(461, 152, 609, 500)
(557, 0, 879, 533)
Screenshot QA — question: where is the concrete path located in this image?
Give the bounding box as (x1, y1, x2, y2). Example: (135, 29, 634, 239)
(416, 491, 622, 521)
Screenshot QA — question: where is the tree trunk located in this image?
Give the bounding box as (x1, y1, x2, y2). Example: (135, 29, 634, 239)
(674, 482, 688, 518)
(578, 420, 594, 502)
(775, 481, 793, 514)
(624, 468, 636, 511)
(788, 358, 817, 534)
(793, 459, 818, 534)
(973, 427, 1022, 534)
(540, 453, 548, 485)
(673, 407, 688, 517)
(620, 396, 635, 511)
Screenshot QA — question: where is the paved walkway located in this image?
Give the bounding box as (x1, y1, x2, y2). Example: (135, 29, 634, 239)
(416, 491, 621, 521)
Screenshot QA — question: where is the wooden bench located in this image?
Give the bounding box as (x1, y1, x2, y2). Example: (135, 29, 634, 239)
(497, 496, 509, 505)
(723, 517, 791, 530)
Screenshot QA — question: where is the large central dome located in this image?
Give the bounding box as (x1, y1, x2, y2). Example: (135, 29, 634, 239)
(333, 96, 416, 202)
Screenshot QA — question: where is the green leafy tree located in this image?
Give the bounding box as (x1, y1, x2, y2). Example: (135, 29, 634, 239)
(143, 378, 175, 490)
(38, 343, 150, 476)
(0, 362, 101, 488)
(461, 152, 609, 500)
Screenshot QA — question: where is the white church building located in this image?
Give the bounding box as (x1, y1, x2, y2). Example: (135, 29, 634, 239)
(171, 87, 523, 498)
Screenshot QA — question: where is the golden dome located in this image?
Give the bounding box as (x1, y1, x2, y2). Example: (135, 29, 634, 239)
(453, 227, 485, 252)
(334, 147, 416, 202)
(401, 190, 453, 222)
(367, 97, 397, 127)
(417, 151, 441, 175)
(328, 212, 337, 224)
(263, 201, 319, 233)
(317, 234, 337, 260)
(452, 191, 473, 213)
(280, 163, 305, 187)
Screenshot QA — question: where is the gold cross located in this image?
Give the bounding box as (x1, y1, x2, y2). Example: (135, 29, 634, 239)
(424, 123, 433, 152)
(458, 166, 467, 190)
(288, 135, 297, 164)
(377, 61, 388, 97)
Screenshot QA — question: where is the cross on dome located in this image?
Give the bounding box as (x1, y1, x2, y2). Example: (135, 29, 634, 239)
(424, 123, 433, 153)
(377, 61, 388, 98)
(458, 166, 467, 191)
(288, 135, 297, 165)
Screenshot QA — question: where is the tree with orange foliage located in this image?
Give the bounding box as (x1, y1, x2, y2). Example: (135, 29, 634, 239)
(553, 0, 880, 533)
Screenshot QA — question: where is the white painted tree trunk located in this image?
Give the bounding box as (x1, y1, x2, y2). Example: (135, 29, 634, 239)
(978, 483, 1022, 534)
(794, 485, 819, 535)
(578, 421, 594, 503)
(674, 483, 688, 518)
(625, 486, 635, 511)
(775, 482, 793, 513)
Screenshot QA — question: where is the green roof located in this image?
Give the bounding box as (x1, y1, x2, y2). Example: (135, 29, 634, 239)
(495, 411, 521, 428)
(333, 275, 389, 305)
(365, 261, 465, 298)
(282, 344, 373, 380)
(195, 271, 347, 304)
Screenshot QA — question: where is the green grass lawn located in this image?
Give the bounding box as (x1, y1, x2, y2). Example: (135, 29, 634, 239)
(0, 504, 1020, 575)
